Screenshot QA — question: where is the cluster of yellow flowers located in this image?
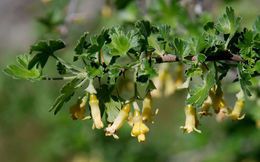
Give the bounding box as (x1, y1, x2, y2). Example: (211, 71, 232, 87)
(69, 72, 246, 140)
(152, 63, 187, 97)
(181, 88, 246, 134)
(69, 79, 157, 142)
(105, 94, 157, 142)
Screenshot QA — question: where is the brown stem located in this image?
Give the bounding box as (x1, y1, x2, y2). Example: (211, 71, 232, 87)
(154, 53, 244, 63)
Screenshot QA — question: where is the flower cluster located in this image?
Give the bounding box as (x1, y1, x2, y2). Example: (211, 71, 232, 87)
(181, 87, 246, 134)
(69, 82, 157, 142)
(152, 64, 185, 97)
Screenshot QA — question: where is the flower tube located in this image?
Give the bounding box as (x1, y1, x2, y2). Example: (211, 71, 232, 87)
(86, 79, 103, 129)
(180, 104, 201, 133)
(89, 94, 104, 129)
(105, 103, 131, 139)
(199, 96, 212, 118)
(229, 90, 245, 120)
(142, 93, 154, 123)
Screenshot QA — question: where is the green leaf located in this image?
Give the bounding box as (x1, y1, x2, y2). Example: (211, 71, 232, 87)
(170, 38, 190, 60)
(56, 61, 66, 75)
(198, 53, 207, 63)
(253, 15, 260, 33)
(105, 96, 122, 122)
(107, 68, 121, 84)
(186, 72, 216, 107)
(136, 59, 158, 83)
(3, 54, 41, 81)
(255, 60, 260, 72)
(186, 64, 203, 77)
(96, 85, 115, 117)
(190, 36, 208, 62)
(86, 64, 103, 78)
(237, 29, 255, 64)
(148, 34, 165, 56)
(49, 78, 81, 114)
(29, 39, 65, 69)
(87, 28, 110, 54)
(215, 7, 241, 35)
(74, 32, 89, 55)
(145, 80, 156, 93)
(157, 24, 171, 40)
(238, 63, 252, 96)
(135, 20, 152, 38)
(108, 27, 138, 56)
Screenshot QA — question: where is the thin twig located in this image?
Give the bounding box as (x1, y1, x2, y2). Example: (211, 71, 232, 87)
(154, 53, 244, 63)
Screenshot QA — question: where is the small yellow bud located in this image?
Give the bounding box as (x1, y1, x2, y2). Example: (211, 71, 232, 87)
(180, 105, 201, 133)
(105, 104, 131, 139)
(131, 110, 149, 143)
(89, 94, 104, 129)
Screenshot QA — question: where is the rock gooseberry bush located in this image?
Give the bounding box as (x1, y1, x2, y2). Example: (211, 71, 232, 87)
(4, 7, 260, 143)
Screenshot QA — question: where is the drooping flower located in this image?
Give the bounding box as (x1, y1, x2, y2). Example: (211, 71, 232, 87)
(69, 96, 91, 120)
(229, 90, 245, 120)
(164, 71, 176, 96)
(105, 103, 131, 139)
(142, 93, 154, 123)
(180, 104, 201, 133)
(131, 110, 149, 143)
(151, 64, 176, 97)
(199, 96, 213, 118)
(209, 86, 226, 114)
(89, 94, 104, 129)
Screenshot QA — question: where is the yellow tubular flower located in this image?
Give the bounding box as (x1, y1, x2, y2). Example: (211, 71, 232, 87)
(229, 90, 245, 120)
(151, 67, 167, 98)
(199, 96, 212, 118)
(164, 71, 176, 96)
(89, 94, 104, 129)
(131, 110, 149, 143)
(142, 94, 153, 123)
(175, 64, 184, 87)
(180, 104, 201, 133)
(151, 77, 162, 98)
(209, 86, 226, 114)
(69, 97, 91, 120)
(105, 104, 131, 139)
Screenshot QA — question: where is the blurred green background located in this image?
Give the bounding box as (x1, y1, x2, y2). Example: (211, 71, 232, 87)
(0, 0, 260, 162)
